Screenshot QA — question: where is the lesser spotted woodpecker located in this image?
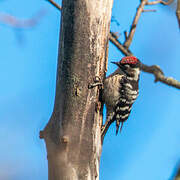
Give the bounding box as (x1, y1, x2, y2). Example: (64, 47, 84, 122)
(102, 56, 141, 136)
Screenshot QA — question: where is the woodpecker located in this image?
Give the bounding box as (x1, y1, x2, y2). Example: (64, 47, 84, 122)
(102, 56, 141, 136)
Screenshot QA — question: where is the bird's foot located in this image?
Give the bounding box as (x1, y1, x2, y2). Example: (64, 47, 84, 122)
(88, 76, 103, 89)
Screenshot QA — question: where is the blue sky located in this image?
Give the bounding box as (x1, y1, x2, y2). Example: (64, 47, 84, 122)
(0, 0, 180, 180)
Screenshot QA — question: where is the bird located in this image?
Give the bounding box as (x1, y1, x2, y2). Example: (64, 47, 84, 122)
(101, 56, 141, 137)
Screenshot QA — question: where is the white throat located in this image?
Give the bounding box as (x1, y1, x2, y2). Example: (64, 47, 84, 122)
(127, 68, 140, 81)
(133, 68, 140, 81)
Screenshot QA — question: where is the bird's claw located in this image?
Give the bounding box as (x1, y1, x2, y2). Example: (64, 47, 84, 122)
(88, 76, 103, 89)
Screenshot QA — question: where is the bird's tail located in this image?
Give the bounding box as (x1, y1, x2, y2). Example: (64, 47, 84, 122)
(116, 120, 124, 135)
(101, 109, 115, 140)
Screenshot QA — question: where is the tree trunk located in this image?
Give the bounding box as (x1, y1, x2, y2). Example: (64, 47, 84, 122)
(40, 0, 113, 179)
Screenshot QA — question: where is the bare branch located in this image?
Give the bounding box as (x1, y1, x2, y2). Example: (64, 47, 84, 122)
(124, 31, 128, 40)
(109, 32, 180, 90)
(124, 0, 175, 48)
(45, 0, 180, 89)
(46, 0, 62, 11)
(123, 0, 148, 48)
(146, 0, 174, 5)
(109, 32, 133, 56)
(142, 9, 157, 12)
(141, 64, 180, 89)
(176, 0, 180, 28)
(110, 31, 120, 39)
(147, 0, 179, 28)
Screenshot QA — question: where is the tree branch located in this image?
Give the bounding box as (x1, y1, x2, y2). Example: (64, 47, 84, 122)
(141, 64, 180, 89)
(109, 32, 133, 56)
(142, 9, 157, 12)
(46, 0, 180, 89)
(46, 0, 62, 10)
(46, 0, 180, 90)
(124, 0, 148, 48)
(124, 31, 128, 40)
(146, 0, 180, 28)
(146, 0, 174, 5)
(124, 0, 176, 48)
(109, 32, 180, 90)
(176, 0, 180, 28)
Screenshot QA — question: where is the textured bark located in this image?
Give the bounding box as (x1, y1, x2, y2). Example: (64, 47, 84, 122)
(40, 0, 113, 179)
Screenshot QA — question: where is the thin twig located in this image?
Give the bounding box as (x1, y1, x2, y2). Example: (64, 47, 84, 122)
(124, 31, 128, 40)
(46, 0, 62, 10)
(146, 0, 174, 5)
(176, 0, 180, 28)
(109, 32, 180, 90)
(124, 0, 148, 48)
(110, 31, 120, 39)
(109, 32, 133, 56)
(142, 9, 157, 12)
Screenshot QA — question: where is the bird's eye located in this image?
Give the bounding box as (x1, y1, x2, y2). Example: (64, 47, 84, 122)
(130, 64, 136, 68)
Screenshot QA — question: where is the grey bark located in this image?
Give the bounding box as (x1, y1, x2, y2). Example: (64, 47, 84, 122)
(40, 0, 113, 179)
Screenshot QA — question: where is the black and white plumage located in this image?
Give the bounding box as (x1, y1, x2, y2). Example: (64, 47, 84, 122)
(102, 56, 141, 136)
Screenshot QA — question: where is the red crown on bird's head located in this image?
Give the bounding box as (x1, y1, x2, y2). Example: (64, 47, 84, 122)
(120, 56, 139, 65)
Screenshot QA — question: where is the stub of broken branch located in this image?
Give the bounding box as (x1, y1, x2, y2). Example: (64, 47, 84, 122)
(39, 130, 44, 139)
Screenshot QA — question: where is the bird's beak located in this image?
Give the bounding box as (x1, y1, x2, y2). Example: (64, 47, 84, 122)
(111, 61, 124, 69)
(111, 61, 119, 65)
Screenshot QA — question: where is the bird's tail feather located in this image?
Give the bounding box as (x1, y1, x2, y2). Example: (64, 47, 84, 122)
(116, 120, 124, 135)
